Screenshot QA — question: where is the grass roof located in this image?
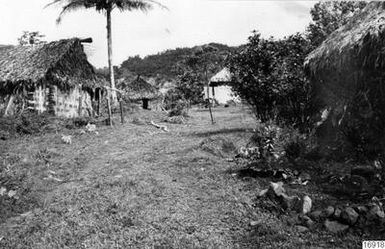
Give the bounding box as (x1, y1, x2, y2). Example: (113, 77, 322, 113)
(304, 2, 385, 102)
(120, 76, 161, 100)
(209, 68, 232, 86)
(0, 38, 105, 94)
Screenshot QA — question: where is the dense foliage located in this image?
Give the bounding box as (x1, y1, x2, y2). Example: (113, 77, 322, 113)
(119, 43, 236, 80)
(162, 44, 231, 107)
(228, 32, 313, 130)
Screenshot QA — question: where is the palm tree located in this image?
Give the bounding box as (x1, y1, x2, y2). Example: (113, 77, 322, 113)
(46, 0, 165, 104)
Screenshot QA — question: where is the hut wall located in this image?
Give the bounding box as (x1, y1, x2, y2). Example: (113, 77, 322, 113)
(30, 85, 93, 118)
(32, 86, 47, 114)
(203, 85, 240, 105)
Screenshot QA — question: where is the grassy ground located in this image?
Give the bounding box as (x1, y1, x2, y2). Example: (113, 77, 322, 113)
(0, 106, 367, 248)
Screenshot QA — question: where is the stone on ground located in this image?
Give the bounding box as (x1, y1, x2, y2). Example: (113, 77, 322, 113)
(302, 195, 312, 214)
(267, 181, 285, 199)
(341, 207, 359, 225)
(295, 225, 309, 233)
(280, 194, 301, 211)
(309, 210, 323, 221)
(368, 204, 385, 220)
(324, 220, 349, 233)
(323, 206, 335, 218)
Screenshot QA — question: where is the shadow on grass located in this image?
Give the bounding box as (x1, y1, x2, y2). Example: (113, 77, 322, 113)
(190, 128, 253, 137)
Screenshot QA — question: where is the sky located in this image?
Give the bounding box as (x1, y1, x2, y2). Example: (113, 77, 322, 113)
(0, 0, 316, 68)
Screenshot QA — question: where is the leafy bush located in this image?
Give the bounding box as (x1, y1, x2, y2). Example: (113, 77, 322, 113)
(0, 111, 98, 138)
(163, 88, 184, 111)
(163, 91, 189, 117)
(244, 122, 310, 165)
(228, 32, 315, 131)
(0, 111, 53, 136)
(168, 100, 189, 117)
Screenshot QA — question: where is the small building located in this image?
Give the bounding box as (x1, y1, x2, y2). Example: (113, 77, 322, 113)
(203, 68, 240, 105)
(0, 38, 105, 117)
(120, 76, 161, 110)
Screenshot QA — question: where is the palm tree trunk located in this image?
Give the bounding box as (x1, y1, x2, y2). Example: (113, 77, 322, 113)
(106, 7, 117, 105)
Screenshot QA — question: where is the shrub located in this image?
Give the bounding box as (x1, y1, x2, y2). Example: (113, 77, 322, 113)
(245, 122, 310, 165)
(228, 32, 315, 131)
(168, 99, 189, 117)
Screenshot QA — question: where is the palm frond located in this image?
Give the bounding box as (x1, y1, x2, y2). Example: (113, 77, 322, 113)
(46, 0, 168, 24)
(55, 0, 97, 24)
(44, 0, 69, 9)
(113, 0, 168, 12)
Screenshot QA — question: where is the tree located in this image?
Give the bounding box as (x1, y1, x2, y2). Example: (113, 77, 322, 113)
(307, 1, 367, 48)
(18, 31, 46, 46)
(46, 0, 166, 104)
(228, 31, 314, 130)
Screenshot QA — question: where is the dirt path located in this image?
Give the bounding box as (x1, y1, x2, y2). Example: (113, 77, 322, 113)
(1, 107, 274, 248)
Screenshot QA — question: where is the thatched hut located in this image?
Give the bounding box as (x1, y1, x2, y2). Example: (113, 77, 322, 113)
(204, 68, 240, 105)
(0, 38, 106, 117)
(120, 76, 161, 109)
(305, 2, 385, 158)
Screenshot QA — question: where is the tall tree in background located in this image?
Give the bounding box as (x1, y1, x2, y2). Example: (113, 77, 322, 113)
(173, 45, 225, 105)
(307, 1, 367, 48)
(46, 0, 166, 104)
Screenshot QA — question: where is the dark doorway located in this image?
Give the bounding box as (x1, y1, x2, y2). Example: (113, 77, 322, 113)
(142, 99, 149, 109)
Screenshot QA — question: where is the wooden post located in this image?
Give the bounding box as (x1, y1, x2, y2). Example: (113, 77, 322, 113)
(106, 7, 117, 105)
(78, 91, 82, 117)
(97, 89, 101, 116)
(120, 99, 124, 124)
(107, 97, 112, 127)
(205, 67, 215, 124)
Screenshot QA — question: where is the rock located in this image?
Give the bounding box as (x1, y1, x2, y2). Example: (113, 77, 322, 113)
(309, 210, 323, 221)
(368, 204, 385, 220)
(324, 220, 349, 233)
(302, 196, 312, 214)
(295, 225, 309, 233)
(323, 206, 335, 218)
(286, 215, 300, 226)
(258, 189, 268, 198)
(300, 215, 315, 228)
(351, 165, 376, 182)
(267, 181, 285, 199)
(280, 194, 301, 211)
(333, 208, 342, 219)
(356, 206, 368, 214)
(341, 207, 359, 225)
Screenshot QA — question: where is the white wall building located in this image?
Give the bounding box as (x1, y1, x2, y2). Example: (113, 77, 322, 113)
(203, 68, 240, 105)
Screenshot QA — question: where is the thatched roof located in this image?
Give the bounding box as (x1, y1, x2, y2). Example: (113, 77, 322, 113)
(210, 68, 232, 86)
(304, 2, 385, 103)
(120, 76, 160, 100)
(0, 38, 105, 94)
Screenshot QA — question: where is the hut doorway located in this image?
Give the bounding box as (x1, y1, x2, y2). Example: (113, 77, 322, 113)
(142, 98, 149, 110)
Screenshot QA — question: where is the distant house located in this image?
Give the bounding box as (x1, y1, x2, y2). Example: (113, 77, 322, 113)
(203, 68, 240, 105)
(0, 38, 105, 117)
(120, 76, 161, 110)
